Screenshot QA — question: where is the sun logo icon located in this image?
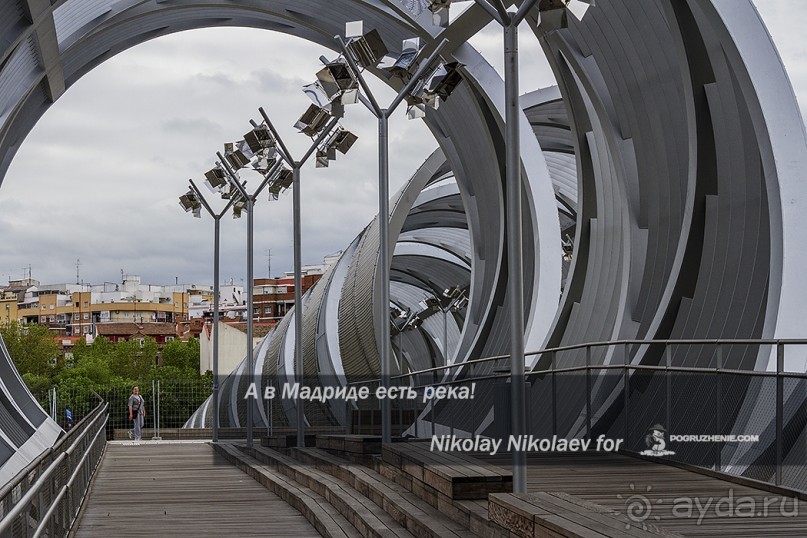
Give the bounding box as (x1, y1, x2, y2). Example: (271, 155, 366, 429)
(616, 484, 663, 530)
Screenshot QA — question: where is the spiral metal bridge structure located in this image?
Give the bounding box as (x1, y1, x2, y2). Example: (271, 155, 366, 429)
(1, 0, 807, 488)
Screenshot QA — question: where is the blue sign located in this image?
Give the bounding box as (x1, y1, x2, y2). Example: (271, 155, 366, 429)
(66, 408, 73, 421)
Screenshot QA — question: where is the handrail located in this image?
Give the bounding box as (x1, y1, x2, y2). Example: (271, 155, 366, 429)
(31, 414, 109, 538)
(0, 400, 105, 500)
(0, 401, 109, 537)
(343, 337, 807, 491)
(347, 337, 807, 387)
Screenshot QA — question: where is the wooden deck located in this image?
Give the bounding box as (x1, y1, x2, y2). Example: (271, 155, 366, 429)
(478, 451, 807, 537)
(74, 441, 320, 537)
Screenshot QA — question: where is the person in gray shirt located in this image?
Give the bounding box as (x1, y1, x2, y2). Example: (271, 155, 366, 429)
(128, 386, 146, 441)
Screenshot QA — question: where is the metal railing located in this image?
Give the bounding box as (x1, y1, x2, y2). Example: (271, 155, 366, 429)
(345, 339, 807, 491)
(0, 401, 109, 537)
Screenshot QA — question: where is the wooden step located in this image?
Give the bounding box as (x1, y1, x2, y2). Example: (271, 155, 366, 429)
(377, 457, 505, 537)
(383, 441, 513, 500)
(239, 444, 416, 538)
(291, 446, 482, 538)
(316, 435, 388, 465)
(489, 492, 683, 538)
(213, 442, 361, 538)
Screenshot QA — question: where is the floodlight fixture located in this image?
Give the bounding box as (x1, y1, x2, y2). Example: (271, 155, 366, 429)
(406, 103, 427, 120)
(399, 0, 453, 28)
(315, 60, 359, 104)
(452, 295, 469, 311)
(243, 124, 275, 153)
(232, 198, 247, 219)
(379, 38, 422, 80)
(333, 129, 358, 154)
(562, 233, 574, 262)
(178, 191, 202, 217)
(405, 60, 464, 118)
(443, 285, 462, 299)
(224, 145, 251, 170)
(295, 104, 333, 136)
(252, 154, 278, 175)
(204, 166, 227, 192)
(538, 0, 595, 29)
(344, 21, 389, 69)
(267, 168, 294, 199)
(424, 61, 463, 102)
(303, 81, 334, 109)
(418, 296, 441, 316)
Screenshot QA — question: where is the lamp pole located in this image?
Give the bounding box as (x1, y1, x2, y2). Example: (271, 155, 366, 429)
(257, 109, 342, 448)
(464, 0, 539, 495)
(335, 35, 449, 445)
(217, 155, 284, 448)
(187, 180, 236, 443)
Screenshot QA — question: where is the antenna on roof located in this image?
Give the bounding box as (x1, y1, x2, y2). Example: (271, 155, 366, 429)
(76, 258, 81, 285)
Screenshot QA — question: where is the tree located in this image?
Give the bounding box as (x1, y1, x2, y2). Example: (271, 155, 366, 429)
(110, 337, 157, 381)
(1, 321, 60, 378)
(161, 338, 200, 373)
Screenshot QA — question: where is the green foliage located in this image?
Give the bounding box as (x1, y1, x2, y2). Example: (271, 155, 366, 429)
(8, 328, 208, 429)
(110, 337, 158, 381)
(160, 338, 200, 373)
(22, 372, 52, 395)
(1, 321, 60, 378)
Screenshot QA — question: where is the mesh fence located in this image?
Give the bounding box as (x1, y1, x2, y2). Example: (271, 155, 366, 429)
(34, 379, 212, 437)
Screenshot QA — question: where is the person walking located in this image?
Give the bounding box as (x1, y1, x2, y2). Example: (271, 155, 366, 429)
(128, 386, 146, 441)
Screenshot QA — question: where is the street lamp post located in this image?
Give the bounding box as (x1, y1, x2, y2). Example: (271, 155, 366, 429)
(335, 33, 450, 445)
(216, 155, 285, 448)
(249, 109, 343, 449)
(185, 180, 237, 443)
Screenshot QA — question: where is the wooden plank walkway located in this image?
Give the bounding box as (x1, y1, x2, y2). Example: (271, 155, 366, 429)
(74, 441, 320, 537)
(478, 452, 807, 537)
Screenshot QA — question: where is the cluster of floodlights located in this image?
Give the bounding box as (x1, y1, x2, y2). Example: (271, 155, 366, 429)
(399, 0, 594, 29)
(391, 285, 469, 332)
(328, 20, 464, 120)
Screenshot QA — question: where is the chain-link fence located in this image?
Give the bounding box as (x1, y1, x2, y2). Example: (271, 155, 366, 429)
(35, 379, 212, 439)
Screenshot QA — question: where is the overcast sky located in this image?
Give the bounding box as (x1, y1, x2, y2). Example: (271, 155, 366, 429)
(0, 1, 804, 288)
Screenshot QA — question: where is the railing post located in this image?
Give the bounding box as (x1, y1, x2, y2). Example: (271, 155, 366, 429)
(776, 342, 784, 486)
(715, 344, 722, 472)
(151, 380, 156, 439)
(585, 346, 592, 440)
(551, 351, 557, 437)
(157, 380, 161, 439)
(624, 343, 630, 447)
(666, 343, 672, 435)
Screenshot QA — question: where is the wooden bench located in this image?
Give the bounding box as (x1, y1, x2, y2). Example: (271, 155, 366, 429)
(489, 492, 682, 538)
(383, 441, 513, 500)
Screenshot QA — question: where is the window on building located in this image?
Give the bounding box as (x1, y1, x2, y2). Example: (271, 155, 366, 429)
(49, 316, 55, 322)
(74, 302, 79, 308)
(41, 305, 46, 310)
(83, 326, 90, 334)
(49, 304, 54, 310)
(139, 338, 145, 347)
(83, 313, 89, 320)
(264, 306, 271, 314)
(83, 301, 88, 307)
